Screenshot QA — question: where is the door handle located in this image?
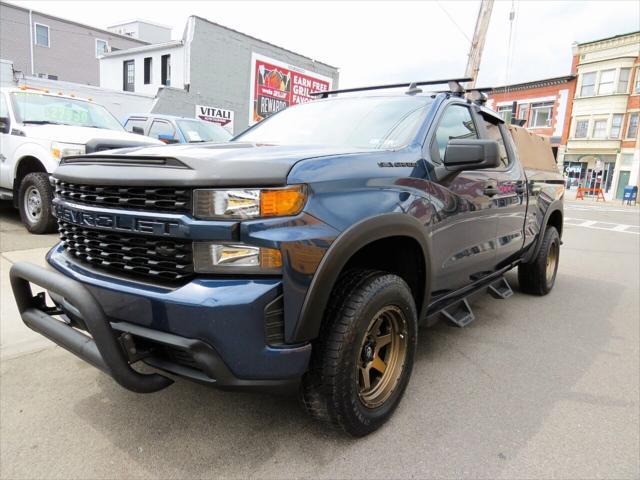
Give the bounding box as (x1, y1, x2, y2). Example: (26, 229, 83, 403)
(484, 186, 500, 197)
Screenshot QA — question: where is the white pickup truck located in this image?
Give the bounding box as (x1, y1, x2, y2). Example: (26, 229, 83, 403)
(0, 87, 162, 233)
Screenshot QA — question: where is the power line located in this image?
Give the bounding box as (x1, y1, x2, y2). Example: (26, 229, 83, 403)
(436, 0, 472, 44)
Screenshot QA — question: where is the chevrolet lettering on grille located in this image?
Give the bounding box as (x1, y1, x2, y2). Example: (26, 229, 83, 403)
(54, 204, 181, 236)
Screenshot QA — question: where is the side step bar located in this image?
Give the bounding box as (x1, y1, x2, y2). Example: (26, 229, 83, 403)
(435, 276, 513, 328)
(9, 262, 173, 393)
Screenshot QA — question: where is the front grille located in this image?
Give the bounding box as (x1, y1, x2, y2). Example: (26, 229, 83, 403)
(54, 180, 192, 214)
(59, 221, 194, 282)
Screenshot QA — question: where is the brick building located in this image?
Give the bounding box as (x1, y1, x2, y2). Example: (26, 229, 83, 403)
(486, 75, 576, 160)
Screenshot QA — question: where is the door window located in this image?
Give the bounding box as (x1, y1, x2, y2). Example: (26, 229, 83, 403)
(0, 94, 9, 132)
(123, 60, 135, 92)
(149, 120, 176, 140)
(433, 105, 478, 162)
(482, 118, 510, 168)
(124, 117, 147, 134)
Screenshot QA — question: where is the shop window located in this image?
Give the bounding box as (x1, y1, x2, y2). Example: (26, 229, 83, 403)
(530, 102, 553, 128)
(610, 114, 623, 138)
(96, 39, 108, 58)
(626, 113, 638, 138)
(34, 23, 49, 47)
(123, 60, 135, 92)
(592, 119, 607, 138)
(617, 68, 631, 94)
(580, 72, 596, 96)
(161, 54, 171, 86)
(574, 119, 589, 138)
(597, 69, 615, 95)
(144, 57, 152, 84)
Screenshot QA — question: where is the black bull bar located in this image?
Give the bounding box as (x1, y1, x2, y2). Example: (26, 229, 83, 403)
(9, 261, 173, 393)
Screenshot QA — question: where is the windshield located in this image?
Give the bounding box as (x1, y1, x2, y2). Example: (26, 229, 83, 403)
(235, 96, 432, 149)
(10, 92, 124, 131)
(176, 119, 232, 143)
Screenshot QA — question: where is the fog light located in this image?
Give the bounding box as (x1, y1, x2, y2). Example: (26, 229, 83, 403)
(193, 242, 282, 274)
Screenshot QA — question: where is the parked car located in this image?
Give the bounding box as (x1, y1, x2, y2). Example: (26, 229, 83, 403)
(0, 86, 163, 233)
(124, 114, 232, 144)
(10, 79, 564, 436)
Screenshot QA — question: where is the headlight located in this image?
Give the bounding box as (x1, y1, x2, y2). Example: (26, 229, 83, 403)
(193, 186, 306, 220)
(51, 142, 85, 160)
(193, 242, 282, 274)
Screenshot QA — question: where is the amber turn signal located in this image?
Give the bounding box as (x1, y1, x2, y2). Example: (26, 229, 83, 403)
(260, 186, 306, 217)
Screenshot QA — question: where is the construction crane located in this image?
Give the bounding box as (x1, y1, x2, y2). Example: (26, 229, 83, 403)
(464, 0, 495, 88)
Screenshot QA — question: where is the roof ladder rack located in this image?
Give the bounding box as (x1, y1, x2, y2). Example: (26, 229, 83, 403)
(310, 77, 474, 99)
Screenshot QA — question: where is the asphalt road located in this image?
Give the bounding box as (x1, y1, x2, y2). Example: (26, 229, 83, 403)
(1, 199, 638, 479)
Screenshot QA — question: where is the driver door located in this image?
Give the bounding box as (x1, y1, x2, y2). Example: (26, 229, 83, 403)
(426, 103, 499, 293)
(0, 92, 18, 191)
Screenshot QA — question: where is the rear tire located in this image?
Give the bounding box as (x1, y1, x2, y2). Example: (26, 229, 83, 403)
(518, 226, 560, 295)
(300, 269, 418, 436)
(18, 172, 57, 234)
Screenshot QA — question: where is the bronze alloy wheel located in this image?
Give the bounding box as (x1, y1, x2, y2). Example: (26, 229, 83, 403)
(545, 240, 559, 285)
(357, 305, 408, 409)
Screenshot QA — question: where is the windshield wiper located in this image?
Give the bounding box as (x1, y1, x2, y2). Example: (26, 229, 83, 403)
(22, 120, 70, 126)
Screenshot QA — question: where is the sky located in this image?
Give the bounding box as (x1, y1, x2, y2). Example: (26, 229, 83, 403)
(12, 0, 640, 88)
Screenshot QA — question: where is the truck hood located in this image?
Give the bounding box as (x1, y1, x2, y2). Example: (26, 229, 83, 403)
(21, 124, 163, 146)
(54, 142, 374, 186)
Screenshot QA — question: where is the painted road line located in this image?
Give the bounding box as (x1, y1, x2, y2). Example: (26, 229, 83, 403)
(565, 218, 640, 235)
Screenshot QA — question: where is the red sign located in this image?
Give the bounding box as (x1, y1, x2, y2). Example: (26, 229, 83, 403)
(249, 53, 332, 125)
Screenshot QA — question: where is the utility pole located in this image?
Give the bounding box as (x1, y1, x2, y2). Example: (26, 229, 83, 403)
(464, 0, 494, 88)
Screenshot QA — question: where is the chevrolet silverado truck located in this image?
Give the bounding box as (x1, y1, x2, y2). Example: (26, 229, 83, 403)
(10, 79, 564, 436)
(0, 86, 162, 233)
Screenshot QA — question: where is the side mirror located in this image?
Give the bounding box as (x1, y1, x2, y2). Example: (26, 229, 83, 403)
(158, 134, 179, 144)
(0, 116, 10, 134)
(443, 139, 500, 171)
(131, 126, 144, 135)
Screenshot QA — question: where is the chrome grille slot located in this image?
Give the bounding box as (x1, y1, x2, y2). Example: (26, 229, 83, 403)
(54, 180, 192, 214)
(58, 221, 194, 282)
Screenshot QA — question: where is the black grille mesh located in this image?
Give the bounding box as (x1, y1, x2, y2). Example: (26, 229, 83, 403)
(58, 221, 194, 282)
(54, 180, 192, 213)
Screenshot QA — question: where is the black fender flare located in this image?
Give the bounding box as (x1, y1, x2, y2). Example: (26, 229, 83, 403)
(522, 199, 563, 264)
(289, 213, 432, 343)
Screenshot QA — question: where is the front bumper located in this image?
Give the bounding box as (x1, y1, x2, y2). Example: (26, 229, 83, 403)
(10, 246, 313, 392)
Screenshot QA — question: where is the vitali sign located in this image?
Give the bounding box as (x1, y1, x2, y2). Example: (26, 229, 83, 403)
(248, 52, 332, 125)
(195, 105, 235, 134)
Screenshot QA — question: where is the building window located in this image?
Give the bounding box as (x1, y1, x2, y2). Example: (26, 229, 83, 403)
(592, 119, 607, 139)
(635, 68, 640, 94)
(518, 104, 529, 124)
(34, 23, 49, 47)
(574, 119, 589, 138)
(144, 57, 152, 84)
(580, 72, 596, 96)
(598, 69, 615, 95)
(95, 39, 108, 58)
(123, 60, 135, 92)
(627, 113, 639, 139)
(497, 105, 513, 125)
(617, 68, 631, 94)
(530, 102, 553, 128)
(610, 114, 623, 138)
(161, 54, 171, 86)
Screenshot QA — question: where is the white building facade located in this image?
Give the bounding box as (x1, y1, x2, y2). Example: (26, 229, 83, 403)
(562, 31, 640, 199)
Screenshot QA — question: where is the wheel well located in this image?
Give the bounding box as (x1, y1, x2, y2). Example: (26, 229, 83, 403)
(14, 156, 46, 192)
(340, 236, 426, 313)
(547, 209, 563, 238)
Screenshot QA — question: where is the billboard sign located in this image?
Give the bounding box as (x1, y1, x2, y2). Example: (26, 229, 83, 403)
(248, 52, 332, 125)
(195, 104, 235, 134)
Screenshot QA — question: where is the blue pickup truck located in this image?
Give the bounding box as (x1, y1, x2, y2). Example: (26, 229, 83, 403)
(10, 79, 564, 436)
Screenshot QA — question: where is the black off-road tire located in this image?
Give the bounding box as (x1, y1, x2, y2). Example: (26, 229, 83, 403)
(518, 226, 560, 296)
(300, 269, 418, 436)
(18, 172, 57, 234)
